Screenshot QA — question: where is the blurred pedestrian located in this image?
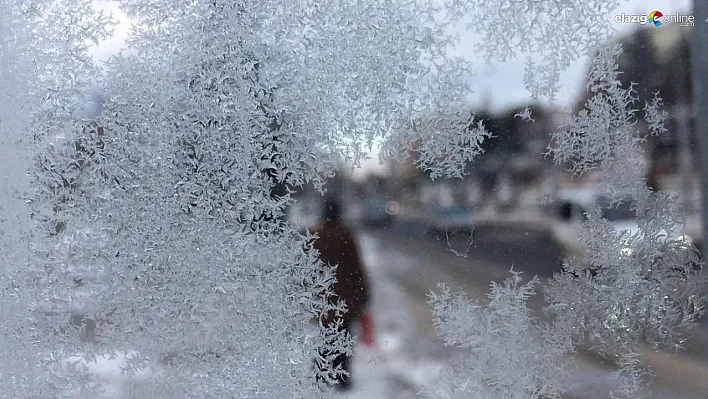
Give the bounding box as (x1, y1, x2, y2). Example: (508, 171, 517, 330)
(312, 197, 370, 391)
(646, 163, 661, 192)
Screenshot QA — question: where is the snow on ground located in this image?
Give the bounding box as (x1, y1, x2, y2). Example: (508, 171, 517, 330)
(62, 351, 163, 398)
(335, 232, 447, 398)
(61, 229, 442, 399)
(61, 227, 706, 398)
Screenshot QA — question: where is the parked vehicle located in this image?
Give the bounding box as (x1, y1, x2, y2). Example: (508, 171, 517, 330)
(552, 188, 627, 260)
(551, 188, 699, 272)
(361, 197, 395, 227)
(427, 204, 474, 236)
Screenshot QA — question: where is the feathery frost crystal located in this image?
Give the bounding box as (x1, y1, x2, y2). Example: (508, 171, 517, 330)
(1, 0, 706, 398)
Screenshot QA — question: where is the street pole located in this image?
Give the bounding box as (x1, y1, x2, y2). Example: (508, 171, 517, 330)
(691, 1, 708, 255)
(676, 105, 692, 213)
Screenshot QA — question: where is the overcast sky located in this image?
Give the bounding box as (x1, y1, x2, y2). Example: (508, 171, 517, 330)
(89, 0, 695, 176)
(92, 0, 694, 112)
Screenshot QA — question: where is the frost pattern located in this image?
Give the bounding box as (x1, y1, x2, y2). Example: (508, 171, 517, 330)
(21, 0, 489, 396)
(445, 0, 627, 102)
(547, 45, 647, 191)
(514, 106, 535, 123)
(382, 110, 492, 181)
(543, 44, 708, 397)
(426, 43, 708, 399)
(1, 0, 115, 395)
(6, 1, 707, 398)
(427, 272, 573, 399)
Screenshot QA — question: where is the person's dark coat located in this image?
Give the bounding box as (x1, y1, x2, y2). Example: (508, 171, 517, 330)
(312, 220, 369, 325)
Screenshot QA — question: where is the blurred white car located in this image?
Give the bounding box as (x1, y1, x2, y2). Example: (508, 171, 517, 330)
(551, 188, 697, 269)
(427, 205, 474, 235)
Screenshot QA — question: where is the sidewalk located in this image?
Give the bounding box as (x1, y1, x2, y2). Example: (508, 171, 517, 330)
(358, 230, 708, 399)
(571, 336, 708, 398)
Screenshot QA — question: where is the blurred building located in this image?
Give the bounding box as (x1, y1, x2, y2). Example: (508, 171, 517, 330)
(574, 23, 698, 194)
(386, 104, 563, 210)
(378, 24, 698, 211)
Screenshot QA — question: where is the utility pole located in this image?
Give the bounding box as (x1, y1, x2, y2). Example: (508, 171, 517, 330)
(676, 105, 692, 213)
(692, 1, 708, 255)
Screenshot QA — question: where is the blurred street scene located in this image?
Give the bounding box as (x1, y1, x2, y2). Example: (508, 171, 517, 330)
(285, 194, 708, 398)
(283, 21, 708, 399)
(60, 9, 708, 399)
